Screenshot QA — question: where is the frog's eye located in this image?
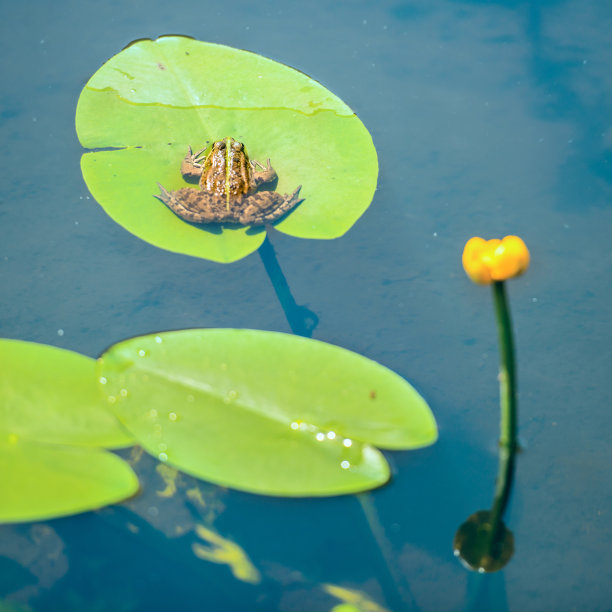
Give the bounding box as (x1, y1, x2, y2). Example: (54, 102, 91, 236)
(232, 141, 243, 152)
(217, 141, 226, 150)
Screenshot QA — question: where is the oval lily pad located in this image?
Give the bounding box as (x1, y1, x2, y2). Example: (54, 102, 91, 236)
(0, 339, 132, 448)
(0, 433, 139, 523)
(98, 329, 437, 496)
(75, 36, 378, 263)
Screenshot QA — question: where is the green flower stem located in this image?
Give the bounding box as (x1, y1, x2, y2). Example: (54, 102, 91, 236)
(487, 280, 518, 550)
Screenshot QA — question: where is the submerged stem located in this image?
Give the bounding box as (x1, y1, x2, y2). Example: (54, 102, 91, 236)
(357, 494, 417, 610)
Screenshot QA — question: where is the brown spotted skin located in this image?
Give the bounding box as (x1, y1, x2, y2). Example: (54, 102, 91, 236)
(156, 137, 302, 226)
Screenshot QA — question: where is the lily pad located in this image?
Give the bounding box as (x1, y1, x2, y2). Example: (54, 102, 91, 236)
(0, 339, 138, 523)
(0, 434, 139, 524)
(0, 339, 132, 448)
(98, 329, 437, 496)
(76, 36, 378, 263)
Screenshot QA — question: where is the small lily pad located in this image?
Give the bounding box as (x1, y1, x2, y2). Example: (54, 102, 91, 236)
(0, 339, 132, 448)
(76, 36, 378, 263)
(0, 434, 139, 524)
(0, 339, 138, 523)
(98, 329, 437, 496)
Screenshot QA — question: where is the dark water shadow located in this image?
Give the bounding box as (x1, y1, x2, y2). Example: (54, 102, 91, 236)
(257, 232, 319, 337)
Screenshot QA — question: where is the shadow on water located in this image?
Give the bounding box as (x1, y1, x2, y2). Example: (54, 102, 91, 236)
(258, 232, 319, 337)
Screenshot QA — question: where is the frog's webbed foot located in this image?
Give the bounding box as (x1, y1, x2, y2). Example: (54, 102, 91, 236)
(156, 183, 205, 222)
(251, 158, 277, 187)
(181, 145, 207, 181)
(240, 185, 303, 226)
(155, 183, 230, 224)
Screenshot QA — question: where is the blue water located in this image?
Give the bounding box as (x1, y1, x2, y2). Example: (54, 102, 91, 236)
(1, 1, 611, 610)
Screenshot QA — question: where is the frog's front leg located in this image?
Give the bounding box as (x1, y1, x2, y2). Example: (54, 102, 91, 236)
(180, 146, 207, 181)
(250, 158, 277, 187)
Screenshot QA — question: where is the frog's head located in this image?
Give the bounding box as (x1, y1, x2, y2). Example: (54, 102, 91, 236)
(211, 137, 244, 151)
(206, 138, 248, 168)
(203, 138, 253, 198)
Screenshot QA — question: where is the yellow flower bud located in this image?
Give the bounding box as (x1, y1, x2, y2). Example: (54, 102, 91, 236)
(462, 236, 529, 284)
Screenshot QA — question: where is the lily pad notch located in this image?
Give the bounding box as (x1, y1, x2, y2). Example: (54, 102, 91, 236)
(98, 328, 438, 497)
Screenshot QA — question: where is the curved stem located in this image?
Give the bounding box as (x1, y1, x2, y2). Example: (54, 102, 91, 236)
(487, 281, 518, 547)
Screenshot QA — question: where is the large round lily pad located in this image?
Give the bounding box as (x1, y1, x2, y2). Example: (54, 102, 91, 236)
(98, 329, 437, 497)
(76, 36, 378, 263)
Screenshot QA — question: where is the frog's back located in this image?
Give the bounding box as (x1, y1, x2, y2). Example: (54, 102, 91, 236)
(200, 137, 255, 198)
(200, 146, 227, 195)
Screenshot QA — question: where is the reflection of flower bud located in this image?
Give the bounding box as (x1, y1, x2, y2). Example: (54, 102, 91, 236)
(462, 236, 530, 285)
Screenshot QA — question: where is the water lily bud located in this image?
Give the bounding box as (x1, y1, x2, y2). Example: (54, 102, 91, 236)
(462, 236, 529, 284)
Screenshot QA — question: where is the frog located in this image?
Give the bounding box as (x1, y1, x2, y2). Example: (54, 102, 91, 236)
(155, 137, 302, 226)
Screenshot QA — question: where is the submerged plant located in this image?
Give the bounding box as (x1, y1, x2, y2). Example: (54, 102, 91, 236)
(453, 235, 530, 572)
